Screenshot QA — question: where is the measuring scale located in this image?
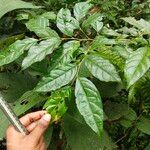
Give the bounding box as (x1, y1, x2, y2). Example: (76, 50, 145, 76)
(0, 94, 29, 135)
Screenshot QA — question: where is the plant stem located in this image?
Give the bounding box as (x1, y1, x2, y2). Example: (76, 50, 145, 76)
(61, 37, 93, 41)
(79, 27, 90, 39)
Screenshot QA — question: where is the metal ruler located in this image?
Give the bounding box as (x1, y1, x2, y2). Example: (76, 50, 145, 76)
(0, 94, 29, 135)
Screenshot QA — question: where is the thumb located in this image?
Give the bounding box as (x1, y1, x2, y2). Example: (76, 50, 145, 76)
(30, 113, 51, 140)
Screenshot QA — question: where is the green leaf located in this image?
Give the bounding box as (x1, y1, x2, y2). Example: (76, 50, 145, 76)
(104, 101, 129, 121)
(97, 47, 125, 70)
(49, 40, 80, 70)
(26, 16, 49, 30)
(120, 108, 137, 128)
(100, 130, 117, 149)
(44, 126, 53, 147)
(63, 113, 102, 150)
(124, 47, 150, 88)
(0, 38, 37, 67)
(75, 77, 103, 136)
(35, 63, 77, 92)
(144, 143, 150, 150)
(43, 86, 71, 122)
(16, 13, 29, 20)
(41, 11, 56, 20)
(82, 11, 104, 32)
(91, 16, 103, 32)
(74, 2, 93, 21)
(137, 116, 150, 135)
(102, 27, 121, 37)
(122, 17, 150, 34)
(0, 91, 46, 138)
(0, 73, 37, 102)
(57, 8, 79, 37)
(0, 0, 40, 19)
(22, 38, 61, 70)
(91, 36, 117, 47)
(26, 16, 49, 29)
(26, 16, 59, 39)
(0, 34, 24, 50)
(93, 79, 122, 98)
(85, 54, 121, 82)
(82, 13, 102, 29)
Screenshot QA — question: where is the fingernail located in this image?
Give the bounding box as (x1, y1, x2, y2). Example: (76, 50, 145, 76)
(42, 114, 51, 122)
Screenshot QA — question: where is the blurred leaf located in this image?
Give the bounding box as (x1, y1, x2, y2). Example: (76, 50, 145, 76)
(44, 126, 53, 147)
(75, 77, 103, 136)
(74, 2, 93, 21)
(92, 79, 122, 98)
(0, 73, 37, 102)
(137, 116, 150, 135)
(102, 27, 121, 37)
(91, 16, 103, 32)
(82, 12, 103, 30)
(104, 101, 129, 121)
(63, 113, 102, 150)
(144, 143, 150, 150)
(41, 11, 56, 20)
(0, 34, 24, 50)
(122, 17, 150, 34)
(0, 0, 40, 19)
(120, 107, 137, 128)
(100, 130, 117, 150)
(57, 8, 79, 36)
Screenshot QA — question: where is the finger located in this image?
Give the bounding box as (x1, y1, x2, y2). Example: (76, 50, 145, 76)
(40, 143, 46, 150)
(29, 114, 51, 141)
(20, 111, 47, 127)
(26, 121, 38, 132)
(39, 136, 44, 146)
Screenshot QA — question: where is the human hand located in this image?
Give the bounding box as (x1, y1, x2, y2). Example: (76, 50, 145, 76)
(6, 111, 51, 150)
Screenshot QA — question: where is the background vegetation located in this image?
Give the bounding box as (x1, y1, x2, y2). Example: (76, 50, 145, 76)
(0, 0, 150, 149)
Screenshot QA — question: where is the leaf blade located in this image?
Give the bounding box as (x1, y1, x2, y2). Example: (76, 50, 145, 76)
(75, 77, 103, 136)
(0, 38, 37, 67)
(22, 38, 61, 70)
(74, 2, 93, 21)
(85, 54, 121, 82)
(57, 8, 79, 37)
(0, 0, 40, 18)
(35, 63, 77, 92)
(124, 47, 150, 88)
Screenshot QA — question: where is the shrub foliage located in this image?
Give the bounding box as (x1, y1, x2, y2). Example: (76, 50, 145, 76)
(0, 0, 150, 149)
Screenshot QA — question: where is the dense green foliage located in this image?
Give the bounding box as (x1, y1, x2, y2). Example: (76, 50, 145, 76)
(0, 0, 150, 149)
